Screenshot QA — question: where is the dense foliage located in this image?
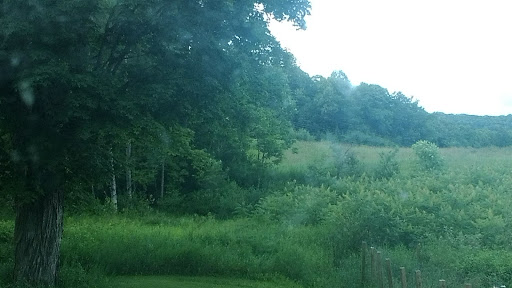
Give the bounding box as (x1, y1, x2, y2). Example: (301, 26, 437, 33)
(0, 0, 311, 209)
(291, 73, 512, 147)
(1, 0, 511, 287)
(2, 143, 512, 288)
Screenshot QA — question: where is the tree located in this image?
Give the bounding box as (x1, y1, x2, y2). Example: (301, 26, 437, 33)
(291, 71, 353, 137)
(1, 1, 104, 284)
(388, 92, 429, 145)
(351, 83, 394, 136)
(0, 0, 311, 285)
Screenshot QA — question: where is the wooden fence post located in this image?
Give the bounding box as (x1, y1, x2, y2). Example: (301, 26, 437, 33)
(385, 258, 393, 288)
(361, 241, 367, 288)
(415, 270, 422, 288)
(400, 267, 407, 288)
(439, 279, 446, 288)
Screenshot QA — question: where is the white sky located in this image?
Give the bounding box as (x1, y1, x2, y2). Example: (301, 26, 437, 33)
(268, 0, 512, 116)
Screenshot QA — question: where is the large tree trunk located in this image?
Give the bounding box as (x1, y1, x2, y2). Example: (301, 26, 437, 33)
(14, 189, 63, 286)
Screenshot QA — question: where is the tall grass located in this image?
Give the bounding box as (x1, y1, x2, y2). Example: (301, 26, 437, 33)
(109, 275, 302, 288)
(278, 141, 512, 181)
(61, 214, 335, 287)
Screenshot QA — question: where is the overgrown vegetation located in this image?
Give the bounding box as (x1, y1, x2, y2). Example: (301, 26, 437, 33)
(2, 142, 512, 287)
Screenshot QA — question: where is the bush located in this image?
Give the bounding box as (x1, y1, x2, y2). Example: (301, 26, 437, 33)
(330, 145, 364, 179)
(374, 148, 400, 179)
(412, 140, 444, 171)
(291, 128, 316, 141)
(254, 182, 338, 225)
(324, 188, 410, 261)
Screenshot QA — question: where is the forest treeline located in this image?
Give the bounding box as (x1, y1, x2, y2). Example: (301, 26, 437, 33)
(0, 0, 511, 285)
(290, 71, 512, 148)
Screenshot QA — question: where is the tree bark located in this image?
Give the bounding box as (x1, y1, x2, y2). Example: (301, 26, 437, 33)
(111, 170, 117, 210)
(14, 189, 63, 286)
(160, 161, 165, 200)
(126, 141, 132, 199)
(110, 148, 118, 211)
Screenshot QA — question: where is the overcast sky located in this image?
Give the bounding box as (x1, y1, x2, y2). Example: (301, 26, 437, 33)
(268, 0, 512, 116)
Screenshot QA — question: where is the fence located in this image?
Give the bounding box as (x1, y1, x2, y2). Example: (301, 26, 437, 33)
(360, 241, 488, 288)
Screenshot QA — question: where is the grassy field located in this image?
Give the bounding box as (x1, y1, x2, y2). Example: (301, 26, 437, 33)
(2, 141, 512, 287)
(280, 141, 512, 171)
(1, 215, 325, 287)
(61, 215, 332, 283)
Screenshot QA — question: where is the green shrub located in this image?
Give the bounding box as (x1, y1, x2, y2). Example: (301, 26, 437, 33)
(254, 183, 338, 225)
(412, 140, 444, 171)
(304, 164, 337, 187)
(324, 188, 415, 262)
(330, 145, 364, 179)
(291, 128, 316, 141)
(374, 148, 400, 179)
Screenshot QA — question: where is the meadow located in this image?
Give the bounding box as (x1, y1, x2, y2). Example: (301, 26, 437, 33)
(1, 141, 512, 287)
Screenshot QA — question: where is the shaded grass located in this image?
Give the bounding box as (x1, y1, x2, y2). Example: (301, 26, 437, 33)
(109, 275, 302, 288)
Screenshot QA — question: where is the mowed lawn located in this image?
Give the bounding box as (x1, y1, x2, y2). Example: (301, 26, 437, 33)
(109, 276, 302, 288)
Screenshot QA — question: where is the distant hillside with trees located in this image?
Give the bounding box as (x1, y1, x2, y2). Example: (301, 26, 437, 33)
(290, 70, 512, 147)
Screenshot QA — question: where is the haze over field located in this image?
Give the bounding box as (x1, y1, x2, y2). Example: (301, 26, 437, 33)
(268, 0, 512, 116)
